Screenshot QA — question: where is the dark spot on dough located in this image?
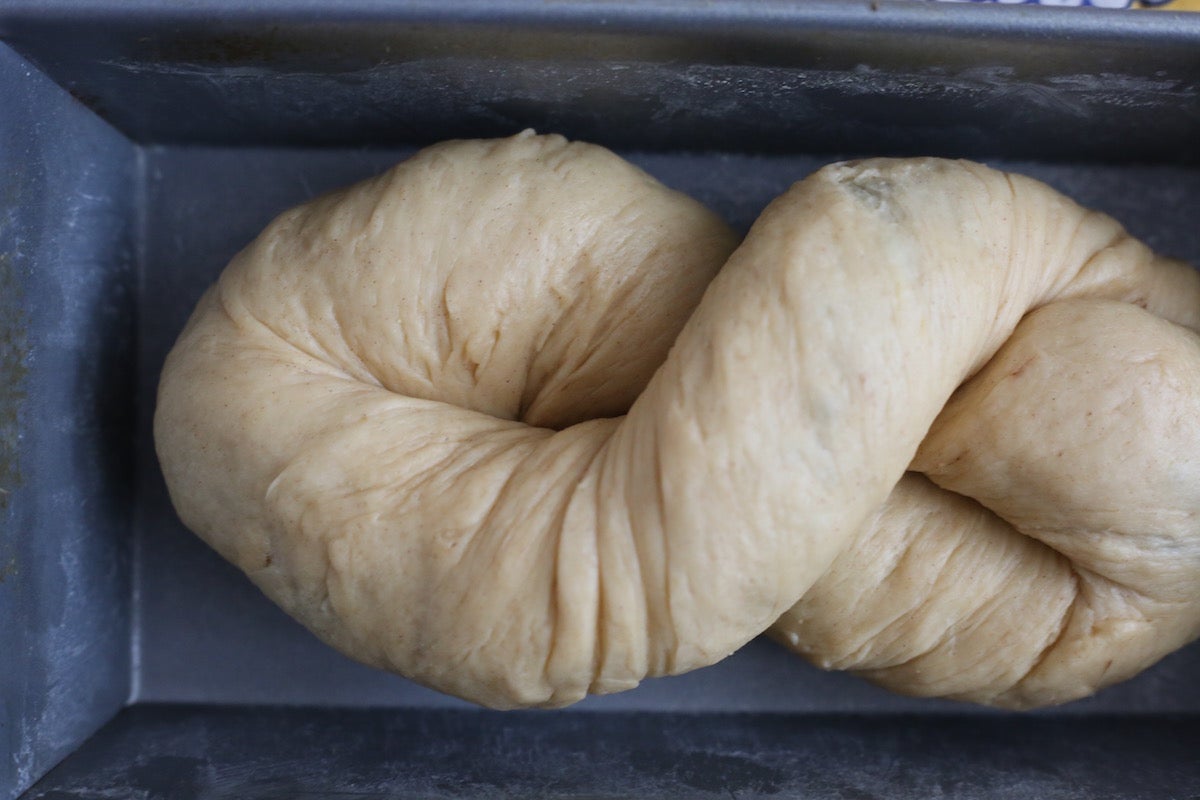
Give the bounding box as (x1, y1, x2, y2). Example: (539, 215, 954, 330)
(1008, 354, 1037, 379)
(842, 173, 905, 223)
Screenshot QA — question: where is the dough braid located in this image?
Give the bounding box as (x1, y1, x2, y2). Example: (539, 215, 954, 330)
(155, 131, 1200, 709)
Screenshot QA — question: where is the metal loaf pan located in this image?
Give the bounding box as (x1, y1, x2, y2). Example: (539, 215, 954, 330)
(1, 1, 1199, 797)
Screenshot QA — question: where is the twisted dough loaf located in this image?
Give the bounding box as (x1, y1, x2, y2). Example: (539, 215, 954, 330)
(155, 131, 1200, 710)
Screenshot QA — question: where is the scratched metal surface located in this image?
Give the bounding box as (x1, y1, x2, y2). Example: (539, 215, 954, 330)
(0, 1, 1198, 161)
(0, 44, 136, 800)
(22, 705, 1200, 799)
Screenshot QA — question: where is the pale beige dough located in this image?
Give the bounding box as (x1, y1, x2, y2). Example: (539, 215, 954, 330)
(156, 132, 1200, 709)
(773, 300, 1200, 707)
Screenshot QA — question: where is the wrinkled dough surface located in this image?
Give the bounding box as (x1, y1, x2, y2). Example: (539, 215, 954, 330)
(155, 132, 1200, 709)
(773, 301, 1200, 708)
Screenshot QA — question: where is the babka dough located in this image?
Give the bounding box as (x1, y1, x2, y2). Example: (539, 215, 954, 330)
(156, 132, 1200, 709)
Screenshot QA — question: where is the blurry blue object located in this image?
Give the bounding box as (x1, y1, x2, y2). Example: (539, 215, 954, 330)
(932, 0, 1134, 6)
